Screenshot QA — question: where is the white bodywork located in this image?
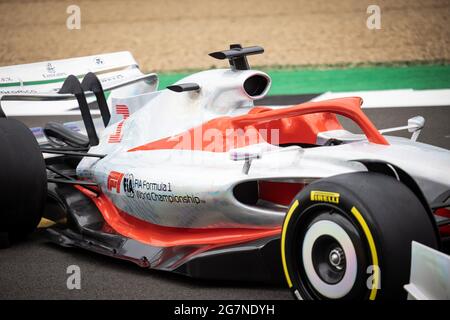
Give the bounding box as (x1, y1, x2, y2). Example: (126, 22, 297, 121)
(71, 68, 450, 229)
(1, 52, 448, 230)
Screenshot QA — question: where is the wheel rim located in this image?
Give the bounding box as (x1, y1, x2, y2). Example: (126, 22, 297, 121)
(302, 220, 358, 299)
(311, 236, 346, 284)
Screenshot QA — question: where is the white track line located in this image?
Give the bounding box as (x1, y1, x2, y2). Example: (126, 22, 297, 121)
(311, 89, 450, 108)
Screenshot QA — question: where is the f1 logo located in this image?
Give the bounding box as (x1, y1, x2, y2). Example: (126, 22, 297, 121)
(107, 171, 124, 193)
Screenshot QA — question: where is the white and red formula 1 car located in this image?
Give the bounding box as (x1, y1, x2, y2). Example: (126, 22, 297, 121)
(0, 45, 449, 300)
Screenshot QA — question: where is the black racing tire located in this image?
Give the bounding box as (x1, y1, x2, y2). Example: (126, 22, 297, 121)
(281, 172, 439, 300)
(0, 118, 47, 242)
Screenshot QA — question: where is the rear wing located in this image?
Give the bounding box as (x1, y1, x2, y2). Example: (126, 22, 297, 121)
(0, 71, 158, 146)
(0, 52, 158, 116)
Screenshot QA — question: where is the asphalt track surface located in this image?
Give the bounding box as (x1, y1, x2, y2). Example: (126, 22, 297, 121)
(1, 101, 449, 299)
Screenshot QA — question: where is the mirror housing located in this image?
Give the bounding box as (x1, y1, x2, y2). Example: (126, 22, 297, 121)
(408, 116, 425, 142)
(229, 144, 268, 174)
(408, 116, 425, 133)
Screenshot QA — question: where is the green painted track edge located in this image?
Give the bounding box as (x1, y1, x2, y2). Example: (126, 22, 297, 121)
(1, 65, 449, 96)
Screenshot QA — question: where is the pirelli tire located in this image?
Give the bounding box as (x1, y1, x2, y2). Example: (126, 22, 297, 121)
(281, 172, 439, 300)
(0, 118, 47, 244)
